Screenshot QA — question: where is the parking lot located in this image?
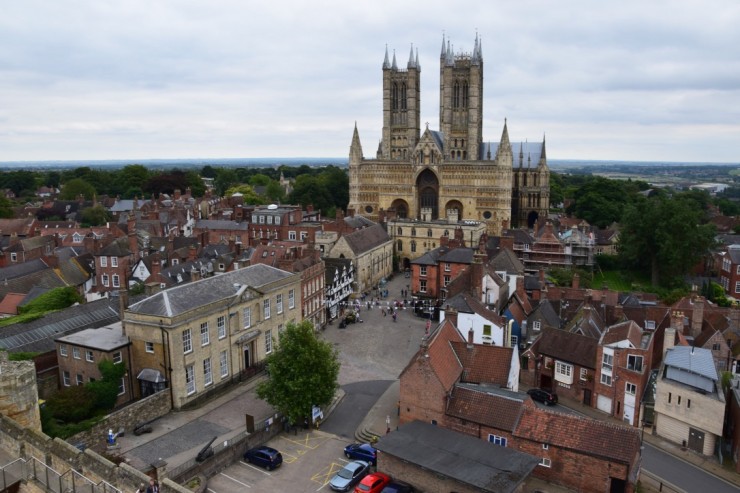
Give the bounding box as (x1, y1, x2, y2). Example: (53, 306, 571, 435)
(206, 430, 371, 492)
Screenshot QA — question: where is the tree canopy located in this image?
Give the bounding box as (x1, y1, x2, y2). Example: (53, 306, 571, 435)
(256, 320, 340, 425)
(618, 192, 715, 287)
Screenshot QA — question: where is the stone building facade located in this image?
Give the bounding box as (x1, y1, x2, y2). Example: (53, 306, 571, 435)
(348, 34, 550, 235)
(123, 264, 302, 410)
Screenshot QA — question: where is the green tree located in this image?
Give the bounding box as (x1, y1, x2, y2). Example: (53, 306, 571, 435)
(618, 194, 716, 287)
(0, 196, 14, 219)
(87, 359, 127, 411)
(0, 170, 37, 196)
(265, 180, 286, 203)
(118, 165, 150, 194)
(60, 178, 96, 200)
(256, 320, 340, 425)
(80, 205, 111, 227)
(319, 166, 349, 212)
(214, 169, 239, 196)
(288, 175, 333, 214)
(249, 173, 272, 187)
(224, 184, 265, 205)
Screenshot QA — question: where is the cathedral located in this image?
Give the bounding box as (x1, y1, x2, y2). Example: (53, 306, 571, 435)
(347, 34, 550, 235)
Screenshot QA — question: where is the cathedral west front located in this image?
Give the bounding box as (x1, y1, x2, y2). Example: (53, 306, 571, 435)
(348, 34, 550, 236)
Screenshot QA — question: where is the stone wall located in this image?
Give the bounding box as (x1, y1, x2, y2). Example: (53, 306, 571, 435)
(0, 414, 188, 493)
(67, 389, 171, 452)
(0, 355, 41, 431)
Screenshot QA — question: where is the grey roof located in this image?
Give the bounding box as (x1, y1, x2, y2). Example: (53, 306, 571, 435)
(375, 420, 538, 493)
(0, 259, 49, 281)
(480, 141, 544, 166)
(343, 215, 375, 229)
(664, 345, 718, 384)
(194, 219, 248, 231)
(338, 224, 391, 255)
(0, 297, 121, 353)
(128, 264, 294, 318)
(55, 322, 128, 351)
(488, 248, 525, 275)
(0, 267, 67, 300)
(438, 247, 474, 264)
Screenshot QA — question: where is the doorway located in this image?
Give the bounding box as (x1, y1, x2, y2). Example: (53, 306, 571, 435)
(583, 389, 592, 406)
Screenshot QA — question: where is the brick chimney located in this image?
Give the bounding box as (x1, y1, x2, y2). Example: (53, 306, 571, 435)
(188, 244, 197, 262)
(499, 235, 514, 252)
(690, 296, 704, 337)
(445, 305, 458, 328)
(614, 303, 624, 321)
(174, 189, 181, 200)
(127, 214, 138, 259)
(468, 327, 474, 345)
(440, 235, 448, 247)
(151, 253, 162, 278)
(472, 252, 485, 299)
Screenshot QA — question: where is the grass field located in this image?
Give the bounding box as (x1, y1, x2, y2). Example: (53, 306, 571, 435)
(592, 269, 653, 292)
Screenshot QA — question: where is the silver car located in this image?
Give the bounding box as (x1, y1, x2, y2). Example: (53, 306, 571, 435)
(329, 460, 370, 491)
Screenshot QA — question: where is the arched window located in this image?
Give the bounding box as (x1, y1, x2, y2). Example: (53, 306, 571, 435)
(411, 241, 417, 253)
(397, 227, 403, 235)
(397, 240, 403, 252)
(401, 83, 407, 110)
(411, 228, 416, 236)
(462, 81, 469, 108)
(453, 81, 460, 108)
(444, 230, 449, 236)
(427, 229, 432, 237)
(392, 83, 399, 110)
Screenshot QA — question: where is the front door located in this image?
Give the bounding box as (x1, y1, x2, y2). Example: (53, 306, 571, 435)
(583, 388, 592, 406)
(244, 344, 251, 369)
(688, 427, 705, 454)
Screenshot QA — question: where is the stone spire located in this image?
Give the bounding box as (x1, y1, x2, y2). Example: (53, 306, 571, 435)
(446, 40, 454, 66)
(472, 33, 480, 65)
(539, 134, 548, 167)
(441, 32, 446, 58)
(391, 50, 398, 70)
(350, 122, 363, 161)
(383, 45, 390, 70)
(415, 48, 420, 70)
(407, 43, 415, 69)
(519, 142, 524, 168)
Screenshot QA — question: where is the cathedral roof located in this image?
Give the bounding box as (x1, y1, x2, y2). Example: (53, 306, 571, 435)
(479, 140, 544, 166)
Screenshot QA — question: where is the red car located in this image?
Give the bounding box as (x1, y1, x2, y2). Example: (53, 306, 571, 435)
(355, 472, 391, 493)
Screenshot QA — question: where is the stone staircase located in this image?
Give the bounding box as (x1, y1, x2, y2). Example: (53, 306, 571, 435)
(354, 426, 380, 444)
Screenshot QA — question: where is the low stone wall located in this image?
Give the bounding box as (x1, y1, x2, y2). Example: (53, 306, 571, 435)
(0, 413, 188, 493)
(67, 389, 171, 452)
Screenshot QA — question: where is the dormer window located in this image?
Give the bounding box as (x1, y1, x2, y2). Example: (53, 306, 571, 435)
(72, 233, 83, 243)
(645, 320, 655, 330)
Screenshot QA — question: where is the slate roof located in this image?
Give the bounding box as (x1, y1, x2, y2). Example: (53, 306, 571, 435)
(447, 384, 525, 432)
(537, 327, 598, 369)
(514, 407, 641, 465)
(0, 259, 49, 280)
(664, 345, 718, 381)
(343, 215, 375, 229)
(600, 321, 648, 349)
(128, 264, 294, 318)
(0, 297, 122, 353)
(99, 236, 132, 257)
(55, 322, 128, 351)
(194, 219, 248, 231)
(488, 248, 524, 274)
(338, 224, 391, 255)
(375, 420, 539, 493)
(0, 267, 67, 300)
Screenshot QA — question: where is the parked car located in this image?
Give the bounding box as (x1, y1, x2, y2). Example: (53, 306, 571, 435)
(355, 472, 391, 493)
(527, 388, 558, 406)
(380, 480, 415, 493)
(329, 460, 370, 492)
(344, 443, 378, 465)
(243, 446, 283, 470)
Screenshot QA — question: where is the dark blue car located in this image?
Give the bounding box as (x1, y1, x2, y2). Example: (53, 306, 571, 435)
(343, 443, 377, 465)
(243, 446, 283, 470)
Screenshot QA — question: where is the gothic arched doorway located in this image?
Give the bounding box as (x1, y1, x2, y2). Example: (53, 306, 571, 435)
(390, 199, 410, 219)
(416, 169, 439, 220)
(444, 200, 464, 221)
(527, 210, 539, 229)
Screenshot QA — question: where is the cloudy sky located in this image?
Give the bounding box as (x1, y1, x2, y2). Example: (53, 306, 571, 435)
(1, 0, 739, 164)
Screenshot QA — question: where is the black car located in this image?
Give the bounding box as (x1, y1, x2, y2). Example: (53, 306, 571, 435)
(527, 388, 558, 406)
(381, 480, 415, 493)
(243, 446, 283, 470)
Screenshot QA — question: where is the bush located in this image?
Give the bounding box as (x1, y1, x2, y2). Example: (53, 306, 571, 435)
(18, 287, 82, 315)
(46, 385, 97, 422)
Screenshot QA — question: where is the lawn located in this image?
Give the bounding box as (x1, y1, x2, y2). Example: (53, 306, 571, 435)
(592, 269, 653, 292)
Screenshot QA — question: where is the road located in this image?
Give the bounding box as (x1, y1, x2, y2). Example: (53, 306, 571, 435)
(642, 443, 739, 493)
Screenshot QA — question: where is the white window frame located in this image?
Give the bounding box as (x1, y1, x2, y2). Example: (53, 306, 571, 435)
(625, 382, 637, 395)
(735, 281, 740, 294)
(112, 274, 120, 288)
(185, 365, 195, 395)
(420, 280, 427, 293)
(183, 328, 192, 354)
(627, 354, 643, 372)
(539, 458, 552, 468)
(113, 351, 122, 364)
(600, 373, 612, 386)
(10, 253, 17, 262)
(76, 374, 84, 386)
(243, 307, 251, 328)
(73, 347, 80, 359)
(488, 434, 507, 447)
(63, 371, 70, 386)
(444, 263, 451, 272)
(118, 377, 125, 395)
(533, 320, 541, 332)
(217, 315, 226, 339)
(289, 231, 296, 241)
(289, 289, 295, 309)
(60, 344, 68, 357)
(220, 350, 229, 378)
(420, 266, 427, 277)
(580, 368, 588, 381)
(277, 294, 283, 314)
(100, 256, 107, 267)
(602, 352, 613, 370)
(102, 274, 109, 287)
(265, 329, 273, 354)
(264, 299, 271, 319)
(203, 357, 213, 387)
(111, 257, 118, 267)
(200, 322, 210, 346)
(145, 341, 154, 353)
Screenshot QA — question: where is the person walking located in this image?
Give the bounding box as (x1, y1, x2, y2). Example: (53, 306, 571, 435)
(145, 479, 159, 493)
(392, 312, 397, 323)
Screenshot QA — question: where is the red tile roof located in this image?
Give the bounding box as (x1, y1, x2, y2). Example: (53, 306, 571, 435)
(446, 385, 525, 432)
(449, 341, 513, 385)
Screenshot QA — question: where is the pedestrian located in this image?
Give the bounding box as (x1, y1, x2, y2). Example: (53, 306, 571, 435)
(382, 309, 386, 317)
(136, 483, 146, 493)
(145, 479, 159, 493)
(392, 312, 397, 322)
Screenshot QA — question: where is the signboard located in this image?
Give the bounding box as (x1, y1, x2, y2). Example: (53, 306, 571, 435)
(312, 405, 323, 422)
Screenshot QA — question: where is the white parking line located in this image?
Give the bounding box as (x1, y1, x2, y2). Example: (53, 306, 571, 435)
(239, 461, 273, 475)
(218, 472, 251, 488)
